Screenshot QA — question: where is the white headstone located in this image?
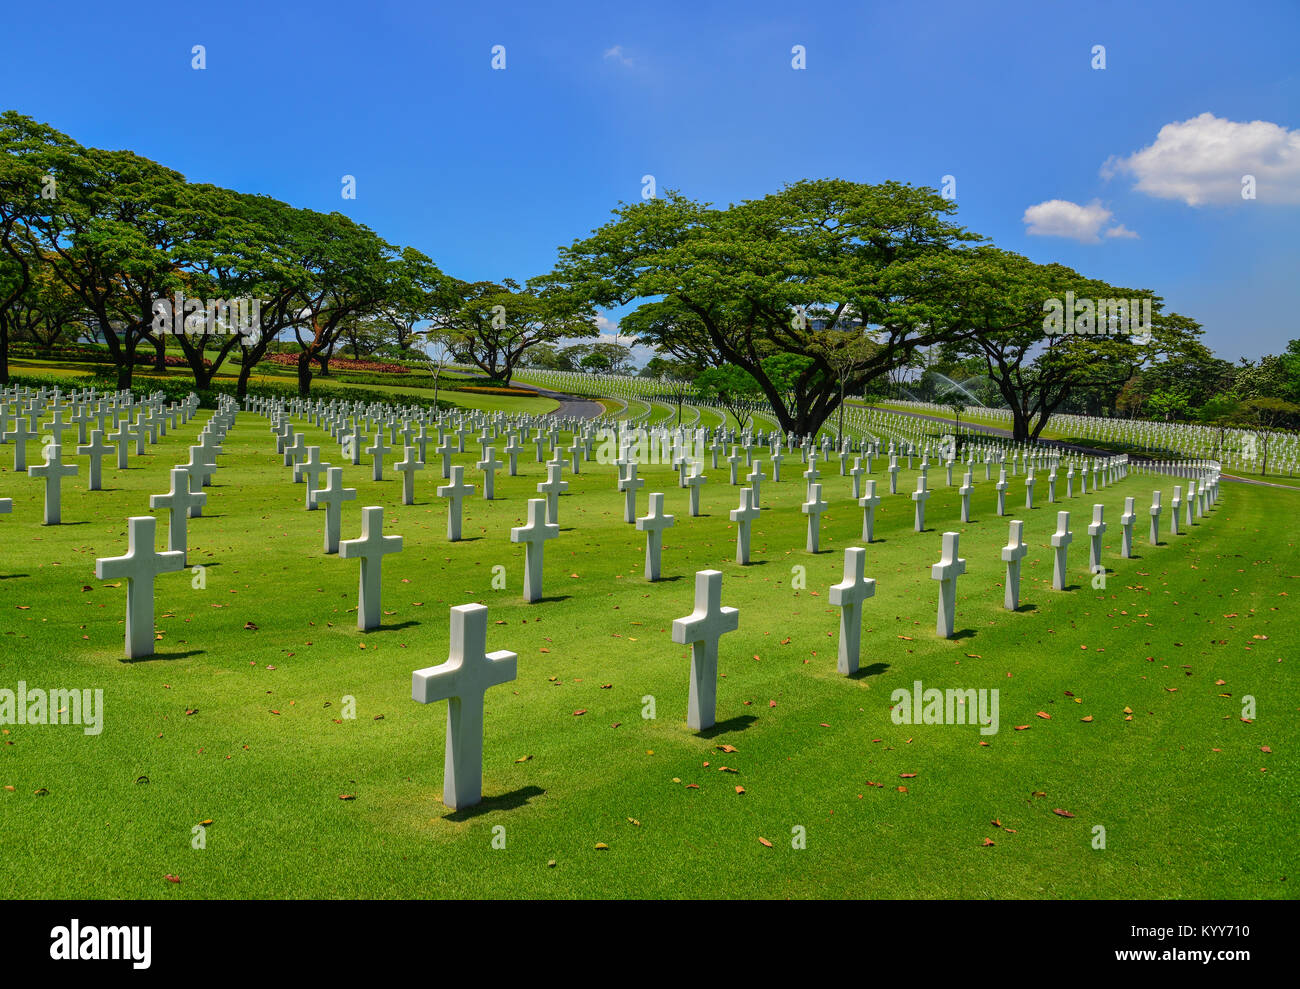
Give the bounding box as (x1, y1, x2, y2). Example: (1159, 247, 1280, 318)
(930, 531, 966, 639)
(310, 467, 357, 554)
(671, 570, 739, 731)
(437, 465, 475, 541)
(1050, 510, 1073, 591)
(28, 442, 78, 525)
(730, 487, 760, 565)
(510, 498, 558, 603)
(339, 506, 403, 631)
(148, 467, 206, 563)
(1001, 519, 1028, 611)
(94, 515, 184, 658)
(636, 492, 675, 581)
(411, 603, 517, 811)
(829, 546, 875, 675)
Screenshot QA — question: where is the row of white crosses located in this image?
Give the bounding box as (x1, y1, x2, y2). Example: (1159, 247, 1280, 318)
(89, 397, 232, 658)
(6, 390, 201, 526)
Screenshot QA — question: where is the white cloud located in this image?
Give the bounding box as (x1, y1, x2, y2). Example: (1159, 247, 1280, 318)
(603, 45, 634, 67)
(1102, 112, 1300, 206)
(1022, 199, 1136, 243)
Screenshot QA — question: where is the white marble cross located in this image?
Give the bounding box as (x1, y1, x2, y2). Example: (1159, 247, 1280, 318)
(28, 442, 78, 525)
(746, 460, 766, 508)
(1120, 496, 1136, 558)
(802, 482, 829, 552)
(295, 446, 329, 509)
(411, 603, 517, 811)
(310, 466, 357, 554)
(510, 498, 558, 603)
(959, 471, 974, 523)
(1050, 510, 1073, 591)
(911, 474, 930, 532)
(339, 506, 403, 631)
(727, 447, 743, 485)
(803, 461, 821, 500)
(1149, 491, 1162, 545)
(730, 486, 760, 565)
(182, 446, 217, 492)
(537, 462, 568, 525)
(887, 457, 900, 495)
(849, 458, 864, 500)
(930, 531, 966, 639)
(1001, 519, 1028, 611)
(149, 467, 206, 563)
(283, 431, 307, 468)
(365, 432, 391, 483)
(637, 492, 675, 581)
(1170, 485, 1182, 536)
(476, 446, 503, 500)
(437, 465, 475, 541)
(44, 408, 70, 446)
(503, 434, 524, 476)
(858, 479, 880, 542)
(671, 569, 739, 731)
(77, 429, 113, 491)
(994, 468, 1008, 517)
(1087, 503, 1106, 574)
(104, 421, 130, 470)
(394, 446, 424, 506)
(1048, 470, 1057, 503)
(618, 462, 644, 524)
(435, 435, 455, 479)
(829, 546, 875, 675)
(1025, 469, 1036, 510)
(8, 416, 37, 472)
(95, 515, 185, 658)
(130, 414, 150, 456)
(685, 464, 707, 517)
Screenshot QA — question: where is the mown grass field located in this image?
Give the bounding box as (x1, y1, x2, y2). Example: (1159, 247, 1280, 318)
(0, 403, 1295, 898)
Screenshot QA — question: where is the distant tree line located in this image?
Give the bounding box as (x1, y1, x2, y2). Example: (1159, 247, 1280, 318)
(3, 112, 1291, 436)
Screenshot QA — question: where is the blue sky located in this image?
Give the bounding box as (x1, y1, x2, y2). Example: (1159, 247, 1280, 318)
(4, 0, 1297, 362)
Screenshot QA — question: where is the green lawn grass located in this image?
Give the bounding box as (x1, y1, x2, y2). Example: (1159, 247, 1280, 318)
(0, 412, 1294, 898)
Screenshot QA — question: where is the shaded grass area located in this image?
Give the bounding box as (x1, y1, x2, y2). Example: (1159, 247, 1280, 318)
(0, 411, 1294, 898)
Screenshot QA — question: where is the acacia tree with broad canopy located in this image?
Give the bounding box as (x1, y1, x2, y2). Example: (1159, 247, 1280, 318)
(437, 277, 597, 385)
(929, 247, 1161, 441)
(552, 179, 983, 436)
(284, 209, 397, 396)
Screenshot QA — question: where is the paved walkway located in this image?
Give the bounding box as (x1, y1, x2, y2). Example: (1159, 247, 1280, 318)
(451, 370, 605, 420)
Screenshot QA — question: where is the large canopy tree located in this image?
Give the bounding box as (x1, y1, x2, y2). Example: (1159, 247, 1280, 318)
(0, 112, 81, 384)
(552, 179, 982, 436)
(437, 277, 596, 384)
(931, 247, 1158, 440)
(26, 138, 190, 388)
(284, 209, 396, 396)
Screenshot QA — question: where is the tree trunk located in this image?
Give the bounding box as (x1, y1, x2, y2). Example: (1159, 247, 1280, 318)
(0, 316, 8, 385)
(237, 359, 253, 399)
(297, 351, 314, 397)
(153, 333, 167, 372)
(1010, 407, 1029, 442)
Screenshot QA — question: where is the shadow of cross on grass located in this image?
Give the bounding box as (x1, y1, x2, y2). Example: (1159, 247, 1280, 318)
(695, 714, 758, 740)
(848, 662, 890, 681)
(442, 785, 545, 822)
